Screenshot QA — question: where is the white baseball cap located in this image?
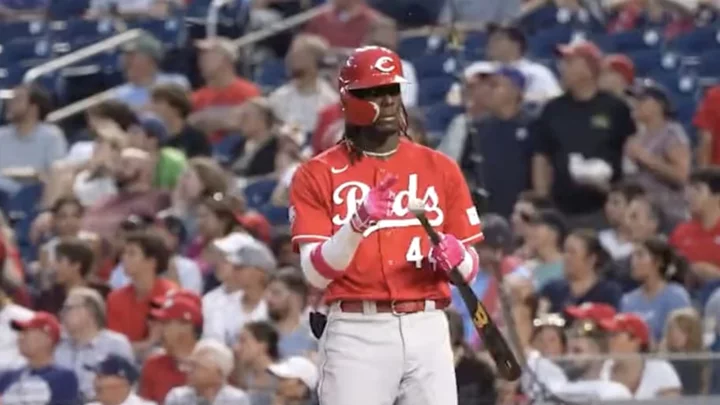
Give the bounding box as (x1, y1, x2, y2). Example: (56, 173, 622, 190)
(267, 356, 319, 390)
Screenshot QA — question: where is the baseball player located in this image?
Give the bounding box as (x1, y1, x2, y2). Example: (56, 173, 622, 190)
(289, 46, 483, 405)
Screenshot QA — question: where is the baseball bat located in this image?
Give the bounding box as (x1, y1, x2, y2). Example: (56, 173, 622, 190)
(410, 205, 522, 381)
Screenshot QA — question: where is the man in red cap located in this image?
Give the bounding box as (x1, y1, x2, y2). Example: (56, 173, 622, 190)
(289, 46, 483, 405)
(0, 312, 79, 404)
(139, 296, 202, 403)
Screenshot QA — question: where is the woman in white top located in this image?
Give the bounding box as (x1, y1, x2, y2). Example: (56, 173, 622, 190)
(598, 313, 682, 399)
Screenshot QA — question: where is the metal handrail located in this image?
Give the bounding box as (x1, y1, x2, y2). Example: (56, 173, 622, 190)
(23, 29, 146, 83)
(46, 86, 119, 123)
(233, 4, 325, 48)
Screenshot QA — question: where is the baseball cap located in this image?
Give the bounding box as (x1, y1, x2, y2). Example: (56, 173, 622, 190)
(196, 37, 238, 62)
(565, 302, 617, 323)
(556, 41, 604, 74)
(598, 313, 650, 345)
(267, 356, 319, 390)
(122, 32, 163, 62)
(11, 312, 61, 343)
(215, 236, 277, 271)
(494, 65, 526, 92)
(236, 211, 272, 244)
(138, 113, 169, 143)
(627, 79, 675, 117)
(487, 23, 527, 52)
(149, 296, 203, 326)
(603, 54, 635, 85)
(463, 61, 497, 80)
(85, 354, 139, 384)
(151, 288, 202, 309)
(527, 209, 568, 242)
(479, 214, 512, 251)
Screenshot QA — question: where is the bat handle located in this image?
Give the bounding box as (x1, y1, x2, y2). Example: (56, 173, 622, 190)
(415, 213, 442, 245)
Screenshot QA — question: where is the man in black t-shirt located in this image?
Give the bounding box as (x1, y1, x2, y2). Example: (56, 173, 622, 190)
(531, 41, 636, 229)
(150, 84, 212, 158)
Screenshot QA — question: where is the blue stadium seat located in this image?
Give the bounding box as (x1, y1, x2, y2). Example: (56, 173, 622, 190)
(244, 179, 278, 210)
(3, 182, 43, 256)
(423, 102, 462, 136)
(127, 16, 186, 48)
(606, 29, 662, 52)
(212, 134, 244, 166)
(520, 4, 559, 34)
(0, 40, 52, 66)
(258, 205, 289, 226)
(698, 49, 720, 79)
(255, 58, 287, 89)
(398, 35, 431, 58)
(667, 26, 720, 55)
(463, 31, 487, 60)
(186, 0, 212, 18)
(409, 52, 455, 79)
(0, 66, 26, 89)
(528, 26, 573, 59)
(49, 19, 115, 48)
(48, 0, 90, 19)
(418, 75, 454, 106)
(651, 71, 698, 98)
(0, 21, 47, 45)
(628, 49, 678, 76)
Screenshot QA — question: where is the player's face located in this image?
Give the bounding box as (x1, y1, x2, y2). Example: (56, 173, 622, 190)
(352, 84, 402, 135)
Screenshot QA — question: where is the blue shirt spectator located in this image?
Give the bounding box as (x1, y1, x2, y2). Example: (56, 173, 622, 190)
(620, 283, 691, 341)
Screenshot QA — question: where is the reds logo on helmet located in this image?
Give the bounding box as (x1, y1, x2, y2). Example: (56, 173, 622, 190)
(338, 46, 408, 126)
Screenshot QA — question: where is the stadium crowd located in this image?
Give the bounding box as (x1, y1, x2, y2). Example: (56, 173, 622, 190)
(2, 0, 720, 404)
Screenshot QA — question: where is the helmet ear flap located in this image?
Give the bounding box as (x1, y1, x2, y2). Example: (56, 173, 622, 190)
(340, 87, 380, 126)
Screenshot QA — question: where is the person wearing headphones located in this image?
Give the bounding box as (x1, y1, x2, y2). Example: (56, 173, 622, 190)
(55, 287, 134, 401)
(624, 80, 692, 225)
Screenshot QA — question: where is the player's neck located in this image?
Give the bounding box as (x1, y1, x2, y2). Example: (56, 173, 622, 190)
(353, 132, 400, 157)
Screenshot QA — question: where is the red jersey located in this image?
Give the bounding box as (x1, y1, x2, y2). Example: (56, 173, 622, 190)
(289, 138, 483, 302)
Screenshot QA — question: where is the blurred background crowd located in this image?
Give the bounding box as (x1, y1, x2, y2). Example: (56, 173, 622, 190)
(3, 0, 720, 404)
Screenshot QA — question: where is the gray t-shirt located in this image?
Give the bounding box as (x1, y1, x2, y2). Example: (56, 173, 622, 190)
(0, 123, 67, 171)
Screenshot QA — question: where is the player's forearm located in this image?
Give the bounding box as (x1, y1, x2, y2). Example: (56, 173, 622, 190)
(300, 223, 363, 289)
(456, 246, 480, 284)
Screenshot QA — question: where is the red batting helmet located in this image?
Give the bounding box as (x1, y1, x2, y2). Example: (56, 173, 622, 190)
(338, 46, 408, 126)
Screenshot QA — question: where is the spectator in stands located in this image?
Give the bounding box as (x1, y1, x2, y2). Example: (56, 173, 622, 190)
(55, 287, 134, 400)
(304, 0, 384, 48)
(190, 37, 261, 142)
(0, 84, 66, 180)
(621, 236, 691, 340)
(234, 321, 281, 405)
(267, 356, 319, 405)
(269, 34, 338, 135)
(106, 231, 176, 355)
(485, 23, 562, 103)
(438, 62, 495, 162)
(115, 33, 190, 108)
(230, 97, 282, 177)
(531, 41, 635, 229)
(599, 181, 645, 260)
(107, 214, 154, 290)
(204, 237, 270, 345)
(510, 191, 553, 260)
(0, 276, 34, 370)
(530, 314, 566, 358)
(599, 54, 636, 100)
(599, 313, 682, 398)
(0, 312, 79, 404)
(694, 86, 720, 168)
(272, 234, 299, 269)
(141, 295, 203, 403)
(34, 238, 108, 314)
(625, 81, 691, 225)
(81, 147, 170, 239)
(438, 0, 520, 24)
(462, 66, 535, 218)
(153, 211, 203, 293)
(165, 339, 250, 405)
(670, 168, 720, 298)
(170, 157, 230, 236)
(364, 18, 418, 107)
(265, 269, 316, 357)
(271, 125, 308, 207)
(86, 0, 176, 19)
(128, 113, 187, 189)
(150, 84, 212, 158)
(661, 307, 708, 395)
(525, 209, 567, 290)
(444, 308, 497, 405)
(86, 354, 152, 405)
(540, 229, 622, 313)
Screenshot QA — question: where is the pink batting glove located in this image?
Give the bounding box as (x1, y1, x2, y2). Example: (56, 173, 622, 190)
(429, 233, 465, 275)
(350, 174, 397, 233)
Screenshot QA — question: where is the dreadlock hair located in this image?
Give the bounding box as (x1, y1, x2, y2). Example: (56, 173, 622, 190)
(341, 103, 412, 164)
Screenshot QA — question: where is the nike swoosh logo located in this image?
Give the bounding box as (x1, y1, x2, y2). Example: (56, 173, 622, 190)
(330, 165, 349, 174)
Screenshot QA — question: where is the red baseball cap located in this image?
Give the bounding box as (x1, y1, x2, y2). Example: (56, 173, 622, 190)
(603, 54, 636, 85)
(565, 302, 617, 323)
(11, 312, 61, 343)
(598, 313, 650, 345)
(149, 296, 203, 326)
(151, 289, 202, 309)
(557, 41, 604, 74)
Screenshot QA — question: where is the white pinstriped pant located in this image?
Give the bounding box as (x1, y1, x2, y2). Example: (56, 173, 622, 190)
(316, 302, 457, 405)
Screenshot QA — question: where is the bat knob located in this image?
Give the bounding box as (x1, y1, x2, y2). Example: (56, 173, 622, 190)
(408, 198, 426, 216)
